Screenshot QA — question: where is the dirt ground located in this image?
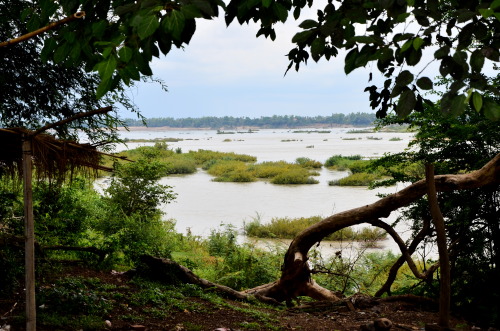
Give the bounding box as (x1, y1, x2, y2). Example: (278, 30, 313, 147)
(0, 267, 480, 331)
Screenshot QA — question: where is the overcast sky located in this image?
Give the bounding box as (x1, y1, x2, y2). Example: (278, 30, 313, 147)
(118, 13, 378, 120)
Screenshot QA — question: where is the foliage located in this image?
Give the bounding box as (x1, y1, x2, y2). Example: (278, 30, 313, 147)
(0, 0, 139, 146)
(324, 155, 362, 169)
(105, 159, 176, 218)
(226, 0, 500, 120)
(295, 157, 322, 169)
(313, 251, 426, 296)
(244, 216, 386, 241)
(374, 105, 500, 326)
(328, 172, 379, 186)
(201, 225, 282, 289)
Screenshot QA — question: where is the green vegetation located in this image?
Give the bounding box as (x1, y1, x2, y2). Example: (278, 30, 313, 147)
(104, 143, 257, 177)
(205, 159, 321, 184)
(373, 104, 500, 325)
(244, 216, 386, 242)
(324, 155, 390, 186)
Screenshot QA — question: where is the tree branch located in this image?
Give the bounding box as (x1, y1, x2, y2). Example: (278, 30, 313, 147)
(0, 12, 86, 48)
(32, 106, 113, 137)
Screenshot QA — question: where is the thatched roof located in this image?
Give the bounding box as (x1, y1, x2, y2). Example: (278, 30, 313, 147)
(0, 127, 114, 180)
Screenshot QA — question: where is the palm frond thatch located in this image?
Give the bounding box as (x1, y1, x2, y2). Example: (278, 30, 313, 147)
(0, 127, 113, 180)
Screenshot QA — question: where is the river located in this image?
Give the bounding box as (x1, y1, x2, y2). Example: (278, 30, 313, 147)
(107, 127, 426, 257)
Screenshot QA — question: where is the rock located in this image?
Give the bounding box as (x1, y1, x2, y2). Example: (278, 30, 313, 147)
(105, 320, 112, 328)
(360, 318, 393, 331)
(374, 318, 392, 330)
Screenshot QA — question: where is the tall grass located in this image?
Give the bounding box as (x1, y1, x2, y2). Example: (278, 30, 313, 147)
(203, 159, 321, 184)
(329, 172, 379, 186)
(244, 216, 386, 241)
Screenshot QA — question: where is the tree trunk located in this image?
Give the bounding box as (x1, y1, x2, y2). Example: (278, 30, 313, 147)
(247, 153, 500, 303)
(425, 164, 450, 329)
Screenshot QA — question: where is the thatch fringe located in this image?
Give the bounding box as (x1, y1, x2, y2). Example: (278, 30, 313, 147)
(0, 127, 113, 181)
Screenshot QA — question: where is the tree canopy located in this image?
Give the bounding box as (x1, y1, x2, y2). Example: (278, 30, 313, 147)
(5, 0, 498, 122)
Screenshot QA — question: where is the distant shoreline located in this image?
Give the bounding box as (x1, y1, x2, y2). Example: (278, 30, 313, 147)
(118, 124, 358, 132)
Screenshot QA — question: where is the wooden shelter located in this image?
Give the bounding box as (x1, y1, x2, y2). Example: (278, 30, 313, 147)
(0, 123, 117, 330)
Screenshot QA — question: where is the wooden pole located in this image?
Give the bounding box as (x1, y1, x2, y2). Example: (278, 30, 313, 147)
(22, 137, 36, 331)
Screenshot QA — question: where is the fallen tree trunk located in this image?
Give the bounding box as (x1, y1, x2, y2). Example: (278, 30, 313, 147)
(138, 255, 283, 305)
(246, 153, 500, 303)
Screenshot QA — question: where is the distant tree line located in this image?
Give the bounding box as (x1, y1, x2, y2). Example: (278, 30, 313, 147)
(123, 113, 376, 129)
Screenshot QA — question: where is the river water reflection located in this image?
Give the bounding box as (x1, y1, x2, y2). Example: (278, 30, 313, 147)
(115, 127, 421, 257)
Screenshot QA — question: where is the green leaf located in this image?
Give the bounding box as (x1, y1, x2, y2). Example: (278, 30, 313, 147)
(292, 30, 314, 44)
(311, 38, 325, 62)
(262, 0, 272, 8)
(137, 14, 161, 40)
(350, 36, 376, 44)
(416, 77, 433, 90)
(395, 70, 414, 86)
(434, 46, 450, 59)
(449, 94, 467, 116)
(396, 89, 416, 118)
(96, 55, 118, 82)
(470, 50, 485, 73)
(344, 48, 359, 74)
(299, 19, 318, 29)
(96, 78, 113, 99)
(472, 92, 483, 112)
(120, 64, 141, 82)
(400, 39, 413, 53)
(483, 99, 500, 120)
(119, 46, 133, 62)
(181, 4, 203, 19)
(69, 41, 81, 63)
(478, 8, 494, 18)
(41, 38, 57, 62)
(92, 21, 108, 38)
(273, 3, 288, 23)
(413, 37, 424, 50)
(53, 42, 72, 64)
(164, 10, 185, 40)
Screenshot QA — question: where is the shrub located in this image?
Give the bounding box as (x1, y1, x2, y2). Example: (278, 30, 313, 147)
(203, 225, 281, 289)
(295, 157, 322, 169)
(164, 156, 197, 174)
(271, 168, 318, 184)
(329, 172, 378, 186)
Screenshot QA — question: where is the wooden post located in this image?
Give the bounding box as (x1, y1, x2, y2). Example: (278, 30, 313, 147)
(22, 137, 36, 331)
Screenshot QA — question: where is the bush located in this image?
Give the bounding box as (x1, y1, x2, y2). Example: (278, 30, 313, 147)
(244, 216, 386, 242)
(203, 225, 281, 289)
(324, 154, 362, 168)
(271, 168, 318, 184)
(295, 157, 322, 169)
(329, 172, 378, 186)
(164, 156, 197, 174)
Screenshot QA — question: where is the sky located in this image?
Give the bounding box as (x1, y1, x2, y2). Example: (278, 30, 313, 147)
(118, 11, 376, 120)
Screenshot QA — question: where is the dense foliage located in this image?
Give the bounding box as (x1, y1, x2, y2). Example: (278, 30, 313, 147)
(5, 0, 498, 121)
(0, 0, 139, 144)
(373, 106, 500, 326)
